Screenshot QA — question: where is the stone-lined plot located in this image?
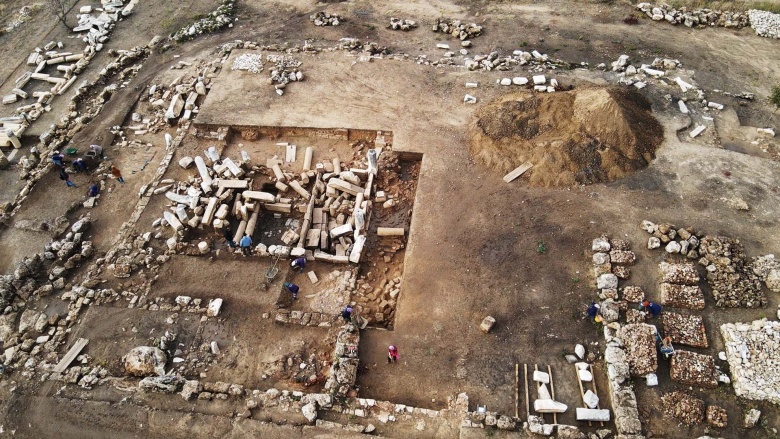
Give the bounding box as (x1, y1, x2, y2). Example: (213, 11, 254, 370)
(721, 320, 780, 404)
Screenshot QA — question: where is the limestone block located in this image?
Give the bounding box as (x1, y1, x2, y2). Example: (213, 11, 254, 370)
(583, 389, 599, 408)
(534, 399, 567, 413)
(576, 408, 610, 422)
(533, 370, 550, 383)
(597, 274, 618, 289)
(479, 316, 495, 333)
(207, 298, 223, 317)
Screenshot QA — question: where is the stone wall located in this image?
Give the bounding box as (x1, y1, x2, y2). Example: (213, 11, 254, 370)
(603, 324, 644, 439)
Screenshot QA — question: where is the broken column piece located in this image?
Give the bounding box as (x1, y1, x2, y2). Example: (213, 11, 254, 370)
(303, 147, 314, 171)
(377, 227, 405, 236)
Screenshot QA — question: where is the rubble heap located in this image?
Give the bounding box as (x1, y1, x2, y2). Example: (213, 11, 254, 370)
(752, 254, 780, 293)
(169, 0, 236, 42)
(635, 3, 749, 29)
(662, 312, 708, 348)
(670, 350, 718, 388)
(336, 38, 389, 56)
(659, 283, 704, 310)
(661, 391, 704, 426)
(617, 324, 657, 376)
(388, 18, 417, 31)
(641, 221, 701, 259)
(324, 323, 359, 396)
(748, 9, 780, 39)
(602, 326, 644, 436)
(432, 18, 483, 40)
(721, 319, 780, 404)
(267, 54, 304, 94)
(698, 236, 765, 308)
(310, 12, 342, 26)
(621, 286, 644, 303)
(231, 53, 264, 73)
(706, 405, 728, 428)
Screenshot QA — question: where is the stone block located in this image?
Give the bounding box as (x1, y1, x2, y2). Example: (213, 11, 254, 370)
(479, 316, 495, 333)
(576, 408, 610, 422)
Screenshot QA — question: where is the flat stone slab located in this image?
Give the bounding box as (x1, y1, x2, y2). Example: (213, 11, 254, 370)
(576, 408, 610, 422)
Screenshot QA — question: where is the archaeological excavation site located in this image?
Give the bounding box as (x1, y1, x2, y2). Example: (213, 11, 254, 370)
(1, 0, 780, 438)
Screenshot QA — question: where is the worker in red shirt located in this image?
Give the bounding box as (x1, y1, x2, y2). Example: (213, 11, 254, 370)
(387, 345, 399, 364)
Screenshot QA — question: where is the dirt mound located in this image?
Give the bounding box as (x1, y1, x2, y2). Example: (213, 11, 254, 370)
(469, 86, 663, 187)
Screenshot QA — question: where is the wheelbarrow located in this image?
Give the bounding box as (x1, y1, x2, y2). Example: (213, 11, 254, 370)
(262, 254, 281, 289)
(65, 147, 78, 157)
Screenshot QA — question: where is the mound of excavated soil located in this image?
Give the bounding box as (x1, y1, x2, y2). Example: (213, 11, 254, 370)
(470, 87, 663, 187)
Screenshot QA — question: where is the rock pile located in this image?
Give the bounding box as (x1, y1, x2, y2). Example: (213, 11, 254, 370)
(170, 0, 236, 42)
(752, 254, 780, 292)
(641, 221, 701, 259)
(310, 12, 342, 26)
(662, 312, 708, 348)
(267, 54, 304, 94)
(621, 286, 644, 303)
(706, 405, 727, 428)
(721, 319, 780, 404)
(123, 346, 167, 377)
(602, 325, 644, 436)
(658, 262, 704, 309)
(698, 236, 765, 308)
(388, 18, 417, 31)
(432, 18, 483, 40)
(354, 272, 402, 327)
(748, 10, 780, 39)
(670, 350, 718, 388)
(636, 3, 749, 28)
(232, 53, 264, 73)
(618, 324, 657, 376)
(324, 323, 359, 396)
(661, 391, 704, 425)
(591, 237, 637, 298)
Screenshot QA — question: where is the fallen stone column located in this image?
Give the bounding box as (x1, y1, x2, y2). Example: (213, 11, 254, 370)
(194, 156, 213, 187)
(233, 219, 248, 243)
(332, 157, 341, 174)
(201, 197, 219, 225)
(327, 178, 363, 196)
(165, 192, 198, 210)
(163, 211, 183, 231)
(289, 180, 311, 199)
(264, 203, 292, 213)
(272, 163, 285, 181)
(242, 191, 275, 203)
(303, 147, 314, 171)
(245, 206, 261, 237)
(216, 179, 248, 189)
(377, 227, 405, 236)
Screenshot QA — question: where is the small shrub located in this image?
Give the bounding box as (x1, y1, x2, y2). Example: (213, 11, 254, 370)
(771, 84, 780, 108)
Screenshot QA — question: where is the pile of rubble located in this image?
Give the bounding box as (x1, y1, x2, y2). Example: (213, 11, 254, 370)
(617, 323, 657, 376)
(662, 312, 708, 348)
(670, 350, 718, 388)
(324, 323, 359, 396)
(752, 254, 780, 292)
(698, 236, 765, 308)
(621, 286, 644, 303)
(232, 53, 264, 73)
(661, 391, 704, 425)
(267, 54, 304, 95)
(635, 3, 749, 28)
(432, 18, 483, 40)
(602, 326, 644, 436)
(388, 18, 417, 31)
(659, 262, 704, 309)
(169, 0, 236, 42)
(336, 39, 389, 56)
(706, 405, 728, 428)
(721, 319, 780, 404)
(748, 9, 780, 39)
(641, 220, 701, 259)
(354, 272, 402, 327)
(310, 12, 342, 26)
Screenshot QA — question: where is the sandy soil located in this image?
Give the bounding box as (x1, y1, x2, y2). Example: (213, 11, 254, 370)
(0, 0, 779, 438)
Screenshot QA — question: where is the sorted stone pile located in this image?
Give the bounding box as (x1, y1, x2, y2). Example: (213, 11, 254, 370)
(324, 323, 359, 396)
(354, 272, 402, 327)
(310, 12, 342, 26)
(621, 286, 644, 302)
(388, 18, 417, 31)
(748, 9, 780, 39)
(660, 281, 704, 310)
(641, 220, 701, 259)
(636, 3, 749, 28)
(231, 53, 264, 73)
(721, 319, 780, 404)
(432, 18, 483, 40)
(336, 38, 389, 56)
(661, 391, 704, 426)
(662, 312, 708, 348)
(267, 54, 304, 95)
(460, 49, 558, 72)
(670, 350, 718, 388)
(751, 254, 780, 292)
(698, 236, 765, 308)
(706, 405, 728, 428)
(617, 324, 657, 376)
(592, 236, 637, 302)
(170, 0, 236, 42)
(659, 262, 699, 285)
